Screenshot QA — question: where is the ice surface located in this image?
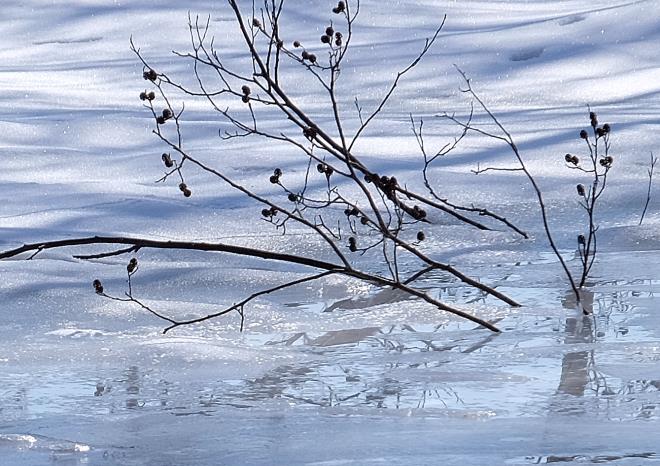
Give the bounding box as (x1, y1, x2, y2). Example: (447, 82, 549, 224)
(2, 0, 660, 464)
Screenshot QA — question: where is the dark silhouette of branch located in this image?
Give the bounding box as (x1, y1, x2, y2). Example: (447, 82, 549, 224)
(640, 152, 657, 225)
(0, 235, 503, 332)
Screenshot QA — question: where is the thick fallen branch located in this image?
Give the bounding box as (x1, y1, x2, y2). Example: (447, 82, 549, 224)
(0, 235, 505, 332)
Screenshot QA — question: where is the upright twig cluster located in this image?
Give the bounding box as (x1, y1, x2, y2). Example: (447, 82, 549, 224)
(441, 68, 615, 312)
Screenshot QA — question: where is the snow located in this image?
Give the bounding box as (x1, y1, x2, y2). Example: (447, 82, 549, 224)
(2, 0, 660, 464)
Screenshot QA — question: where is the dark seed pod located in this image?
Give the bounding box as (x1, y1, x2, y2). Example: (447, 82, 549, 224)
(162, 108, 173, 120)
(576, 184, 585, 196)
(303, 126, 317, 139)
(301, 50, 310, 60)
(273, 168, 282, 177)
(270, 207, 278, 216)
(344, 208, 351, 216)
(317, 163, 325, 173)
(417, 231, 425, 242)
(579, 129, 588, 139)
(269, 175, 279, 184)
(127, 258, 138, 274)
(590, 112, 598, 127)
(321, 35, 331, 44)
(308, 54, 317, 64)
(156, 116, 166, 125)
(93, 279, 104, 294)
(326, 26, 334, 36)
(360, 217, 369, 225)
(571, 155, 580, 165)
(602, 123, 611, 133)
(241, 95, 250, 103)
(277, 40, 284, 48)
(324, 166, 334, 177)
(293, 40, 301, 48)
(241, 85, 251, 95)
(162, 153, 174, 168)
(348, 236, 357, 252)
(577, 234, 586, 245)
(564, 153, 573, 163)
(179, 182, 188, 192)
(596, 127, 605, 137)
(143, 69, 158, 81)
(261, 208, 272, 217)
(183, 188, 192, 197)
(288, 193, 298, 202)
(252, 18, 261, 28)
(147, 91, 156, 101)
(139, 91, 147, 101)
(335, 37, 342, 46)
(335, 32, 343, 40)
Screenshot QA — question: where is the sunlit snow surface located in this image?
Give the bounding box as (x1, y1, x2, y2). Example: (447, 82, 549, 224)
(2, 0, 660, 464)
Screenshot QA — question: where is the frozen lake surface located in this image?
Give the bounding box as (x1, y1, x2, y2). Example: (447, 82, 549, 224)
(2, 0, 660, 464)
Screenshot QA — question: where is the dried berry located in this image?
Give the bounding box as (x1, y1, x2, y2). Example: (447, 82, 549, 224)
(261, 208, 272, 217)
(576, 184, 585, 196)
(252, 18, 261, 28)
(162, 108, 173, 120)
(183, 188, 192, 197)
(602, 123, 611, 133)
(348, 236, 357, 252)
(241, 95, 250, 103)
(147, 91, 156, 101)
(590, 112, 598, 127)
(161, 153, 174, 168)
(333, 1, 346, 13)
(303, 126, 317, 139)
(139, 91, 147, 101)
(321, 35, 331, 44)
(564, 153, 573, 163)
(273, 168, 282, 177)
(579, 129, 588, 139)
(93, 279, 104, 294)
(293, 40, 301, 48)
(288, 193, 297, 202)
(360, 217, 369, 225)
(326, 26, 334, 36)
(179, 182, 187, 192)
(417, 231, 425, 242)
(301, 50, 310, 60)
(269, 174, 279, 184)
(324, 165, 333, 177)
(127, 257, 138, 274)
(596, 127, 605, 137)
(308, 54, 317, 64)
(156, 116, 166, 125)
(317, 163, 325, 173)
(577, 234, 586, 245)
(241, 85, 251, 95)
(143, 69, 157, 81)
